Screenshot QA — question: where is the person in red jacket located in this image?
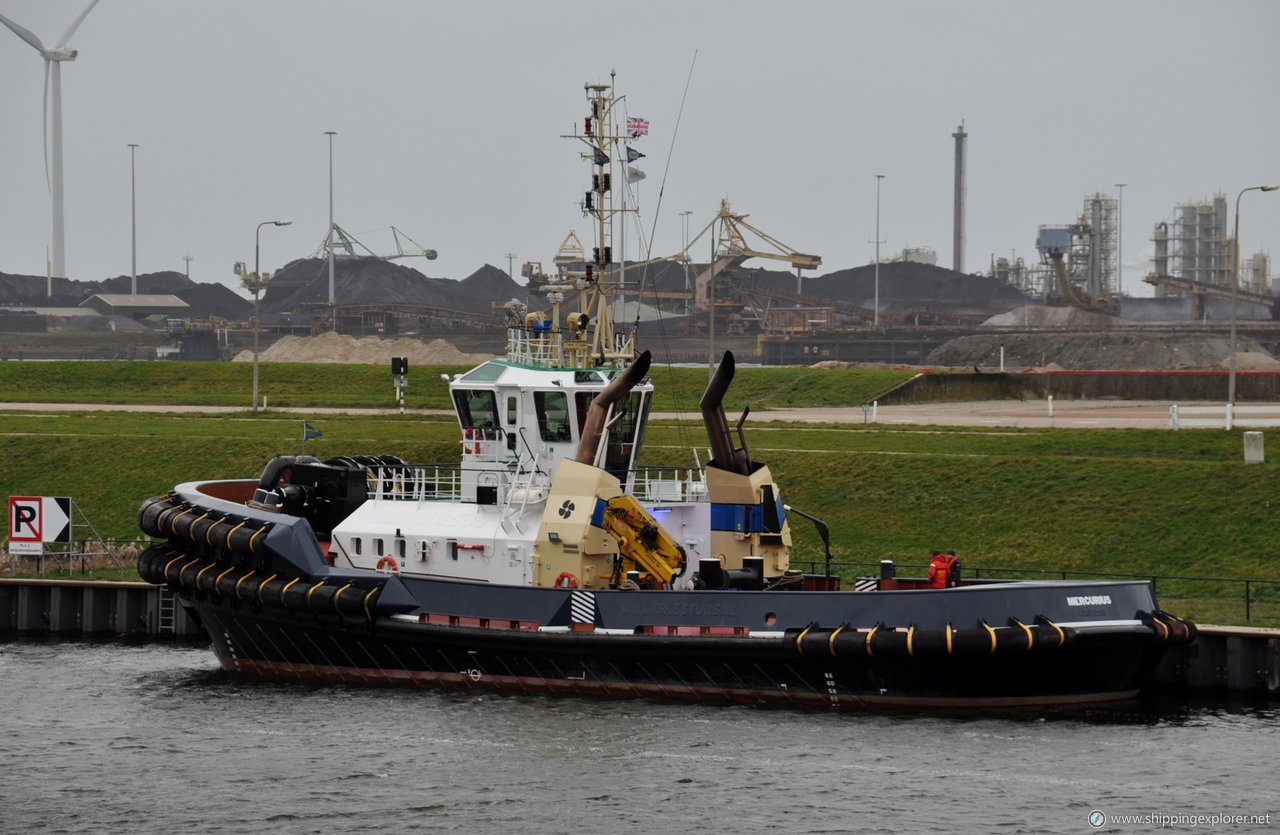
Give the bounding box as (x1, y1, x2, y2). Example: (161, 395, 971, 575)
(928, 550, 951, 589)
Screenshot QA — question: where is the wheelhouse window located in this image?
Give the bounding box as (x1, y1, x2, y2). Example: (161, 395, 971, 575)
(604, 390, 649, 480)
(573, 389, 650, 480)
(453, 389, 499, 431)
(535, 391, 572, 441)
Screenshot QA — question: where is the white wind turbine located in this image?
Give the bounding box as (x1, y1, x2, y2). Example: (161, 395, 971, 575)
(0, 0, 102, 280)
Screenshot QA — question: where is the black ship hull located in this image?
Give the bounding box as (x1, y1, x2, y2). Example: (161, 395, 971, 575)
(137, 497, 1191, 712)
(185, 596, 1167, 710)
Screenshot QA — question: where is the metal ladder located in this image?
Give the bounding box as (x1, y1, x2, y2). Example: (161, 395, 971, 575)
(157, 587, 176, 635)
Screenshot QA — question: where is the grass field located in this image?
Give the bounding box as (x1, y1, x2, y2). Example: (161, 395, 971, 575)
(0, 360, 915, 412)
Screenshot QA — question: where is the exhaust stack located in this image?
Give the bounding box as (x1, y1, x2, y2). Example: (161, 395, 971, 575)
(700, 350, 752, 475)
(575, 350, 652, 465)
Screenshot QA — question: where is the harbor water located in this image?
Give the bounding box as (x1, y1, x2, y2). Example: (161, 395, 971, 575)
(2, 640, 1275, 834)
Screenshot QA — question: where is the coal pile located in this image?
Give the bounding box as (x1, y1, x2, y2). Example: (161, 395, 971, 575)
(0, 269, 191, 308)
(927, 331, 1279, 371)
(797, 262, 1030, 317)
(259, 258, 524, 319)
(638, 259, 1031, 319)
(173, 283, 251, 321)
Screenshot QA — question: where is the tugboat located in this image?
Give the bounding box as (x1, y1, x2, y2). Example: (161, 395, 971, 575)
(138, 78, 1193, 709)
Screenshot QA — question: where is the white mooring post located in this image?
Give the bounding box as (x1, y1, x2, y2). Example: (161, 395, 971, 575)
(1244, 431, 1265, 464)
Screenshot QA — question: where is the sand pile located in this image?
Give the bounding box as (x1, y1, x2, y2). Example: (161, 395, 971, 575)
(1221, 351, 1280, 371)
(232, 332, 492, 365)
(982, 305, 1121, 329)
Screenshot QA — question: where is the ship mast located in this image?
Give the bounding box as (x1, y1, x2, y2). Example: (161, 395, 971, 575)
(565, 74, 635, 368)
(515, 77, 637, 370)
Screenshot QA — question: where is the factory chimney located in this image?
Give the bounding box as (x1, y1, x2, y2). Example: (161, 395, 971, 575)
(952, 121, 967, 273)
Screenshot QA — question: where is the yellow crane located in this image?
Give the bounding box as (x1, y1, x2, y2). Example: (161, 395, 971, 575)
(601, 495, 687, 587)
(680, 198, 822, 311)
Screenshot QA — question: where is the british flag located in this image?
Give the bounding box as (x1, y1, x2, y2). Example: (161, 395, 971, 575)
(626, 116, 650, 138)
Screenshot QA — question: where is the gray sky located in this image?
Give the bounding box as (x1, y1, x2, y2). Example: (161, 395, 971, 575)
(2, 0, 1278, 298)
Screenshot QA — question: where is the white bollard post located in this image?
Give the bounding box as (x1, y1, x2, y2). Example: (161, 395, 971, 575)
(1170, 404, 1179, 430)
(872, 401, 878, 423)
(1244, 431, 1265, 464)
(1047, 395, 1053, 417)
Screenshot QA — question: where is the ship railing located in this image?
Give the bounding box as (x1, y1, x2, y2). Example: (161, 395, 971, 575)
(369, 466, 464, 502)
(501, 448, 549, 532)
(506, 326, 564, 368)
(630, 466, 709, 504)
(464, 428, 511, 463)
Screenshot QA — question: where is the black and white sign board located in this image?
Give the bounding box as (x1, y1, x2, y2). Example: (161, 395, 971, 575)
(7, 496, 72, 555)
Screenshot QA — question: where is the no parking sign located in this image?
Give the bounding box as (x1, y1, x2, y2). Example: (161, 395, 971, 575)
(7, 496, 72, 554)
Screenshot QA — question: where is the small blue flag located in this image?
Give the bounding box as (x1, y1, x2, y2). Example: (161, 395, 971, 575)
(625, 146, 645, 163)
(303, 421, 323, 441)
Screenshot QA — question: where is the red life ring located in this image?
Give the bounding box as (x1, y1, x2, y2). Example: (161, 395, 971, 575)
(554, 571, 579, 589)
(376, 555, 399, 575)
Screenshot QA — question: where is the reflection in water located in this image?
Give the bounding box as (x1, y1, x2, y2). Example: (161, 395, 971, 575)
(2, 640, 1276, 835)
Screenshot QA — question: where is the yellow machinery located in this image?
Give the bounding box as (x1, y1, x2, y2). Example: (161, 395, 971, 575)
(601, 495, 686, 586)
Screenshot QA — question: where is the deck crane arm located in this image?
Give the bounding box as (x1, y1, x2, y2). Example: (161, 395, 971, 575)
(602, 494, 687, 586)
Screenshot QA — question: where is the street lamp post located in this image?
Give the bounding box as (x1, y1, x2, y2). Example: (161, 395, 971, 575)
(1227, 184, 1280, 410)
(1114, 183, 1126, 297)
(251, 219, 293, 414)
(680, 210, 692, 314)
(873, 174, 884, 328)
(325, 131, 337, 328)
(128, 143, 139, 295)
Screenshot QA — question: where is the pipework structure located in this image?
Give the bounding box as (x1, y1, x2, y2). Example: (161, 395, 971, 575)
(1152, 195, 1234, 295)
(1080, 193, 1117, 298)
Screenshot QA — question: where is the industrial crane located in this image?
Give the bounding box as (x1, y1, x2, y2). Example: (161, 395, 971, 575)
(311, 224, 438, 262)
(1144, 273, 1280, 320)
(680, 198, 822, 311)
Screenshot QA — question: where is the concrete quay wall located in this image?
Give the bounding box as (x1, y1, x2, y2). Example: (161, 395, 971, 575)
(0, 578, 204, 640)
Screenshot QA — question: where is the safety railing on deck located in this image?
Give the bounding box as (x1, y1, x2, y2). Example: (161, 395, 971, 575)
(788, 558, 1280, 623)
(506, 327, 564, 367)
(363, 463, 710, 507)
(369, 466, 464, 502)
(629, 467, 709, 503)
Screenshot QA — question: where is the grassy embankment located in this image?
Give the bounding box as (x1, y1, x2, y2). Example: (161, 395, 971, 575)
(1, 361, 1275, 625)
(0, 360, 913, 411)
